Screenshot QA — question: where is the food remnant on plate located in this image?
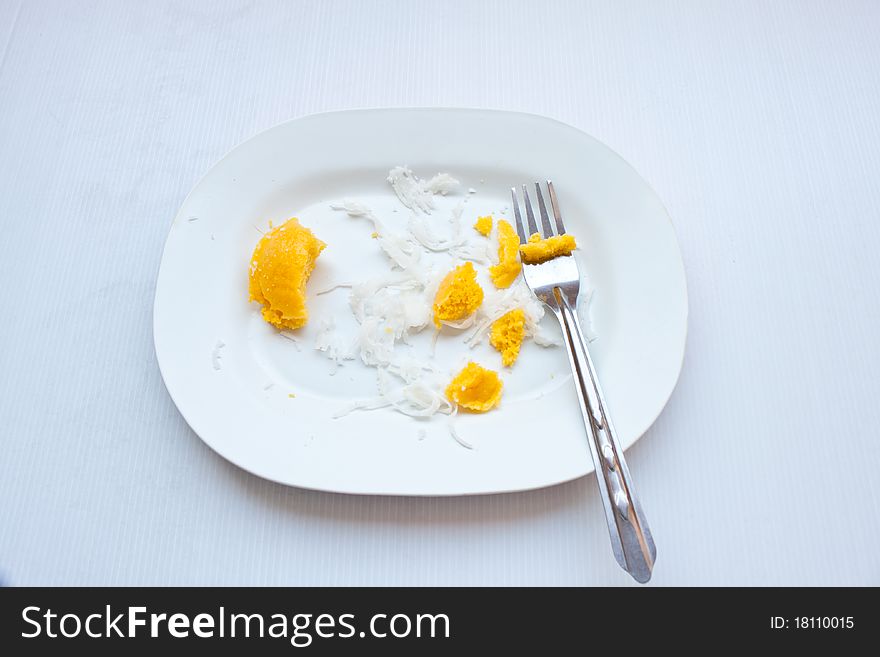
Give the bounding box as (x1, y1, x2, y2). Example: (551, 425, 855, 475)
(445, 362, 503, 412)
(473, 215, 493, 236)
(211, 340, 226, 371)
(248, 218, 326, 330)
(387, 166, 459, 213)
(489, 219, 521, 288)
(490, 309, 526, 366)
(432, 262, 484, 328)
(520, 233, 577, 265)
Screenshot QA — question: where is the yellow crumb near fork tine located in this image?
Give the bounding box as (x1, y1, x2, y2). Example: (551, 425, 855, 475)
(519, 233, 577, 265)
(489, 219, 521, 288)
(473, 215, 493, 236)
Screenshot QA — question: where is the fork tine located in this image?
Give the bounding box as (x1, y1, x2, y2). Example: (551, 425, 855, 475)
(535, 182, 555, 237)
(547, 180, 565, 234)
(510, 187, 527, 243)
(522, 184, 540, 237)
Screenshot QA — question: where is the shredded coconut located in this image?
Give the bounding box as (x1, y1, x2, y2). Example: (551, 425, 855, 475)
(406, 203, 490, 264)
(334, 377, 453, 419)
(314, 282, 353, 296)
(448, 407, 473, 449)
(211, 340, 225, 370)
(278, 331, 301, 351)
(331, 200, 420, 270)
(314, 316, 356, 374)
(387, 166, 459, 213)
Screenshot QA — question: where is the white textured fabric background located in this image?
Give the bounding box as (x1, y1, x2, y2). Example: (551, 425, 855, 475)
(1, 0, 879, 586)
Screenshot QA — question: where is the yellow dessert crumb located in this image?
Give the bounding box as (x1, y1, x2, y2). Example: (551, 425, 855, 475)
(288, 393, 296, 398)
(489, 219, 521, 288)
(519, 232, 577, 264)
(445, 362, 503, 412)
(248, 218, 326, 330)
(490, 309, 526, 366)
(473, 215, 493, 236)
(433, 262, 484, 328)
(371, 231, 379, 239)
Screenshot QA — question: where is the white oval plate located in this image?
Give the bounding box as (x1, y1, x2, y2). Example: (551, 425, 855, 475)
(154, 108, 687, 496)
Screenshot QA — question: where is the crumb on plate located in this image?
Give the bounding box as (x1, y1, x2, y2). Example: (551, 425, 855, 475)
(433, 262, 484, 328)
(489, 219, 521, 288)
(490, 309, 526, 366)
(248, 218, 326, 330)
(445, 362, 503, 412)
(473, 215, 493, 236)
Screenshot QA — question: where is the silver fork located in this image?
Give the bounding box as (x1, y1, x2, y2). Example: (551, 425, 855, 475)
(512, 182, 656, 583)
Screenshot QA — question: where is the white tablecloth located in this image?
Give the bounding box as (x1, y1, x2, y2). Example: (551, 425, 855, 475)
(1, 0, 878, 586)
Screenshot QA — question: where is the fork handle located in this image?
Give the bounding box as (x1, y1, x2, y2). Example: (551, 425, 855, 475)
(555, 290, 657, 583)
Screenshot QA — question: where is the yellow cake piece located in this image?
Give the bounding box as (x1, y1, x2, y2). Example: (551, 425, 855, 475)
(519, 232, 577, 264)
(432, 262, 484, 328)
(488, 219, 521, 288)
(473, 215, 493, 236)
(248, 218, 326, 330)
(490, 309, 526, 367)
(445, 362, 503, 412)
